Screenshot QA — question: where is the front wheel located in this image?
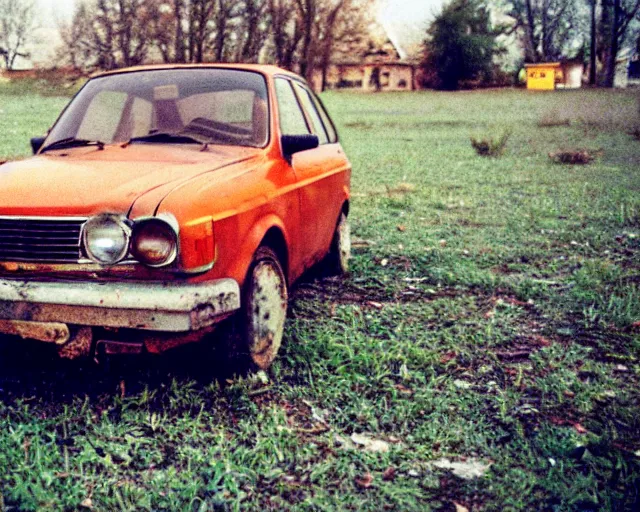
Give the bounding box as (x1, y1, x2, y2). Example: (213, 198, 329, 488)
(225, 246, 288, 371)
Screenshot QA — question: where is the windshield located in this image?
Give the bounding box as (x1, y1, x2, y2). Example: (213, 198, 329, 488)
(46, 69, 269, 149)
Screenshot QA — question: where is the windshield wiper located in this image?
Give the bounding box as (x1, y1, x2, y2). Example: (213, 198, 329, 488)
(40, 137, 105, 153)
(123, 132, 207, 148)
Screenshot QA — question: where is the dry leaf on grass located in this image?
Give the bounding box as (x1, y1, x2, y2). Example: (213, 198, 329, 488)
(574, 423, 588, 434)
(431, 458, 492, 479)
(355, 472, 374, 489)
(549, 149, 601, 165)
(382, 467, 396, 481)
(454, 502, 470, 512)
(350, 433, 390, 453)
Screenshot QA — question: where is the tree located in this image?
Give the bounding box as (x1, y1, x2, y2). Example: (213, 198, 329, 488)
(505, 0, 584, 62)
(589, 0, 597, 85)
(267, 0, 304, 69)
(0, 0, 35, 70)
(59, 0, 157, 70)
(424, 0, 499, 90)
(602, 0, 640, 86)
(235, 0, 269, 63)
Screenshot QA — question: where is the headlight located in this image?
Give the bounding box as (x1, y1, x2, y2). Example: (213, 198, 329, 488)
(82, 214, 131, 265)
(130, 218, 178, 267)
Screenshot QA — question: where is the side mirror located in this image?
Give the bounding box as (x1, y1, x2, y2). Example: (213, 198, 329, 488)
(31, 136, 46, 155)
(281, 134, 319, 157)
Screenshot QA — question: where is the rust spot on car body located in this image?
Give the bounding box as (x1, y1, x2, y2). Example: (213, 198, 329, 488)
(0, 319, 70, 344)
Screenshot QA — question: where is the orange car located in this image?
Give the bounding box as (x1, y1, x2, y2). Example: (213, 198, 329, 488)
(0, 64, 351, 369)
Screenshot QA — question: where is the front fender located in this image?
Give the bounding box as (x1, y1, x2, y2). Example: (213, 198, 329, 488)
(216, 213, 290, 288)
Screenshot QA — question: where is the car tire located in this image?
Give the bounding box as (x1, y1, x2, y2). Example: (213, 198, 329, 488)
(324, 211, 350, 275)
(223, 246, 288, 372)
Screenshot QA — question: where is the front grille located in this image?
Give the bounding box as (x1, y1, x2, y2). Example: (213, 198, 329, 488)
(0, 217, 85, 263)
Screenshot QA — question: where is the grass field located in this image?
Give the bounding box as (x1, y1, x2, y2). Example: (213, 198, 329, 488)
(0, 84, 639, 511)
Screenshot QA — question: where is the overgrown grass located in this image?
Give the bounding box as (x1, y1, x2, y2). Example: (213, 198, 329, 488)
(0, 85, 639, 511)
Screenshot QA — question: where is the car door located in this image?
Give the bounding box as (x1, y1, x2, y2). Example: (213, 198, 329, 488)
(274, 77, 350, 271)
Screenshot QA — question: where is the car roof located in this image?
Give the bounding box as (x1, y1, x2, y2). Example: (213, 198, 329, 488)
(92, 63, 302, 81)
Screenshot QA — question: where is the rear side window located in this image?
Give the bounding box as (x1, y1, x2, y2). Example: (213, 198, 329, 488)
(293, 82, 329, 145)
(309, 90, 337, 143)
(275, 78, 310, 136)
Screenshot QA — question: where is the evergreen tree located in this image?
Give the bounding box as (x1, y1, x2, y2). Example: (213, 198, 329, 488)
(423, 0, 498, 90)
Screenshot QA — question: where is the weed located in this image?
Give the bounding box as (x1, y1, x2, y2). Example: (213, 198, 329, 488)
(538, 111, 571, 128)
(549, 149, 600, 165)
(470, 130, 510, 157)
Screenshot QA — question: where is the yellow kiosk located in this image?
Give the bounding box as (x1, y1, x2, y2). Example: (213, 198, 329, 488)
(525, 63, 561, 90)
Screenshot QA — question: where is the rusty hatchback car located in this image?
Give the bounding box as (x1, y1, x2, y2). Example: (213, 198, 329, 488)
(0, 64, 351, 369)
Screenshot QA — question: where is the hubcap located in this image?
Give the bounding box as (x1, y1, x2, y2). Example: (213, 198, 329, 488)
(247, 260, 287, 369)
(338, 214, 351, 271)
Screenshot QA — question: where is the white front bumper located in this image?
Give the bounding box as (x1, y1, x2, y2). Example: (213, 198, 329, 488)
(0, 278, 241, 332)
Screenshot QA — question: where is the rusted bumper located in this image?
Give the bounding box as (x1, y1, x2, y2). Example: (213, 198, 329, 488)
(0, 278, 240, 332)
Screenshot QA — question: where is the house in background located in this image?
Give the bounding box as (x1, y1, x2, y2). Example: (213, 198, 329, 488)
(311, 23, 420, 92)
(614, 48, 640, 88)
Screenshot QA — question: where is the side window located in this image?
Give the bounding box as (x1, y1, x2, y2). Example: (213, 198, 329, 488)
(309, 92, 337, 143)
(275, 78, 310, 136)
(293, 82, 329, 144)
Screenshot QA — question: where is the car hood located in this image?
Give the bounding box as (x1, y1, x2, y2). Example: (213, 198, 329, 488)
(0, 144, 260, 217)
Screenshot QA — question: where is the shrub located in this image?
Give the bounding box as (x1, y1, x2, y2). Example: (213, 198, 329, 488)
(470, 130, 510, 157)
(548, 149, 601, 165)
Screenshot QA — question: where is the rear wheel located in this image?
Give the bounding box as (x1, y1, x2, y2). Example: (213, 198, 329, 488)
(225, 246, 288, 371)
(324, 212, 350, 275)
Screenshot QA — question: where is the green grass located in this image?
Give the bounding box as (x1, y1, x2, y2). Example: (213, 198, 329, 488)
(1, 85, 639, 511)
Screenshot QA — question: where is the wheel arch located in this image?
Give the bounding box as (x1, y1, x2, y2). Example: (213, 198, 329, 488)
(342, 199, 350, 217)
(259, 226, 289, 284)
(224, 214, 291, 288)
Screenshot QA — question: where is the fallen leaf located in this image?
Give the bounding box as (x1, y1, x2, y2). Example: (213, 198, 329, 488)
(439, 239, 447, 247)
(382, 467, 396, 481)
(394, 384, 414, 395)
(355, 472, 374, 489)
(367, 301, 384, 310)
(440, 351, 457, 364)
(80, 498, 93, 509)
(351, 433, 390, 453)
(397, 225, 406, 232)
(453, 379, 472, 389)
(380, 258, 389, 267)
(431, 458, 492, 479)
(614, 364, 629, 372)
(454, 502, 470, 512)
(334, 435, 356, 450)
(574, 423, 588, 434)
(530, 334, 551, 346)
(495, 349, 532, 360)
(119, 380, 126, 399)
(631, 321, 640, 330)
(563, 390, 576, 398)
